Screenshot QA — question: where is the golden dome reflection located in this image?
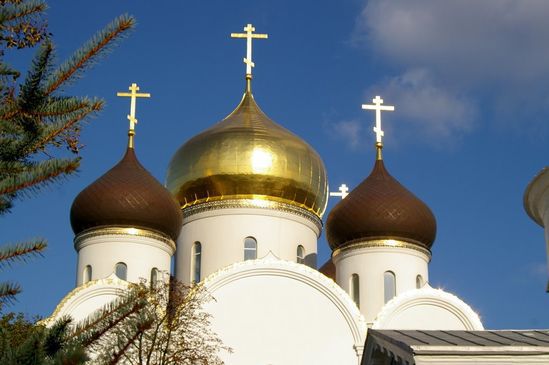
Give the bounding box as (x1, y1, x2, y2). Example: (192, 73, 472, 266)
(166, 90, 329, 218)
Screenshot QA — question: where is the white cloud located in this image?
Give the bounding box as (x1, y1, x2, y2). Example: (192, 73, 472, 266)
(370, 69, 476, 141)
(356, 0, 549, 87)
(326, 119, 364, 150)
(353, 0, 549, 139)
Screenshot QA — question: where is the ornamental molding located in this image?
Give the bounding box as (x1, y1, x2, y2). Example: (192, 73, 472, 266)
(202, 252, 366, 344)
(332, 239, 431, 261)
(181, 199, 323, 235)
(372, 284, 484, 331)
(42, 274, 130, 327)
(74, 227, 176, 254)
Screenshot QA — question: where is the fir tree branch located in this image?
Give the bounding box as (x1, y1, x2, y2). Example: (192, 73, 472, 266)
(0, 240, 46, 268)
(22, 99, 102, 155)
(0, 282, 21, 304)
(31, 96, 103, 118)
(0, 0, 46, 24)
(45, 14, 135, 95)
(0, 62, 20, 80)
(0, 157, 79, 196)
(72, 290, 148, 348)
(18, 39, 53, 109)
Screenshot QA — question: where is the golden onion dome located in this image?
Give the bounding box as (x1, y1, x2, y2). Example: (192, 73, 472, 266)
(166, 87, 328, 218)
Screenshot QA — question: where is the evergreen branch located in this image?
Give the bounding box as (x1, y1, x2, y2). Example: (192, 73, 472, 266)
(0, 282, 21, 304)
(31, 96, 103, 118)
(0, 0, 46, 24)
(0, 157, 79, 196)
(72, 290, 148, 348)
(0, 240, 46, 268)
(0, 62, 20, 80)
(45, 14, 135, 94)
(43, 317, 71, 357)
(23, 99, 102, 154)
(19, 39, 53, 109)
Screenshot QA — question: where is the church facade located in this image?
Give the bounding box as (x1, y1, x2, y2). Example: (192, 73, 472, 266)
(46, 24, 549, 365)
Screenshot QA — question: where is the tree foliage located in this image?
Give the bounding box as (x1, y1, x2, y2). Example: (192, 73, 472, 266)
(0, 279, 228, 365)
(90, 279, 229, 365)
(0, 0, 135, 304)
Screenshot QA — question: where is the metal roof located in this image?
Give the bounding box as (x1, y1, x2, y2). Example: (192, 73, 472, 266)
(363, 329, 549, 365)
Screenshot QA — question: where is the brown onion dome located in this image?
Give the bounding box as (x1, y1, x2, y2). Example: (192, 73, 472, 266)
(326, 158, 436, 251)
(70, 147, 183, 241)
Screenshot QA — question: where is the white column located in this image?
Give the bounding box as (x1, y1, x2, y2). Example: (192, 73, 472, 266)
(333, 243, 430, 325)
(175, 207, 321, 284)
(75, 228, 175, 286)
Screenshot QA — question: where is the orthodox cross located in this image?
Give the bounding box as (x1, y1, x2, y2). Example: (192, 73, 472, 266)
(116, 83, 151, 147)
(329, 184, 349, 200)
(362, 96, 395, 145)
(231, 23, 268, 76)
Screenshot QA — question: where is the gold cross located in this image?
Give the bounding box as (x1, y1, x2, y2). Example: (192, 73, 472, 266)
(362, 96, 395, 145)
(231, 24, 268, 76)
(117, 83, 150, 147)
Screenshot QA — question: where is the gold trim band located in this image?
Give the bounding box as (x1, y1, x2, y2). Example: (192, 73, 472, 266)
(332, 238, 431, 258)
(74, 226, 176, 251)
(182, 199, 323, 231)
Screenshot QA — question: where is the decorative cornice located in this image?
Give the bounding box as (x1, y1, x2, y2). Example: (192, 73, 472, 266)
(372, 284, 484, 330)
(332, 238, 431, 259)
(41, 274, 130, 326)
(74, 226, 176, 252)
(182, 199, 323, 232)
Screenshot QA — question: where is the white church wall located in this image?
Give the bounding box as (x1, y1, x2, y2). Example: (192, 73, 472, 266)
(202, 255, 366, 365)
(176, 207, 320, 284)
(333, 244, 429, 325)
(75, 230, 174, 286)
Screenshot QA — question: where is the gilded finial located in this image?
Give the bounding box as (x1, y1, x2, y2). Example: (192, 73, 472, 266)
(116, 83, 151, 148)
(362, 96, 395, 160)
(231, 23, 268, 92)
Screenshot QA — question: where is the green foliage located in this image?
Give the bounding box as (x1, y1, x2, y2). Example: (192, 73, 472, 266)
(0, 0, 135, 305)
(0, 312, 88, 365)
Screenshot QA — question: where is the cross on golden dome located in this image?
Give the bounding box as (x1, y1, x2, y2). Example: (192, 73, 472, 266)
(362, 96, 395, 160)
(231, 24, 268, 81)
(116, 83, 151, 148)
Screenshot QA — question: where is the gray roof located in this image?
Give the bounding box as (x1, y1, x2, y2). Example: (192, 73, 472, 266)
(375, 329, 549, 347)
(363, 329, 549, 365)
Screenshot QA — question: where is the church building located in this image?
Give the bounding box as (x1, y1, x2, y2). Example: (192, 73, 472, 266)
(46, 24, 549, 365)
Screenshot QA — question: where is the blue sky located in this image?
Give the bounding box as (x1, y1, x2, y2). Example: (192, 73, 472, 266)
(2, 1, 548, 329)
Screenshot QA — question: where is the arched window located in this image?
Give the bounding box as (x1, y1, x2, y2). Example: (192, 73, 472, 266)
(384, 271, 396, 303)
(244, 237, 257, 261)
(191, 242, 202, 283)
(296, 245, 305, 264)
(83, 265, 92, 284)
(416, 274, 424, 289)
(115, 262, 127, 280)
(150, 268, 159, 289)
(350, 274, 360, 308)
